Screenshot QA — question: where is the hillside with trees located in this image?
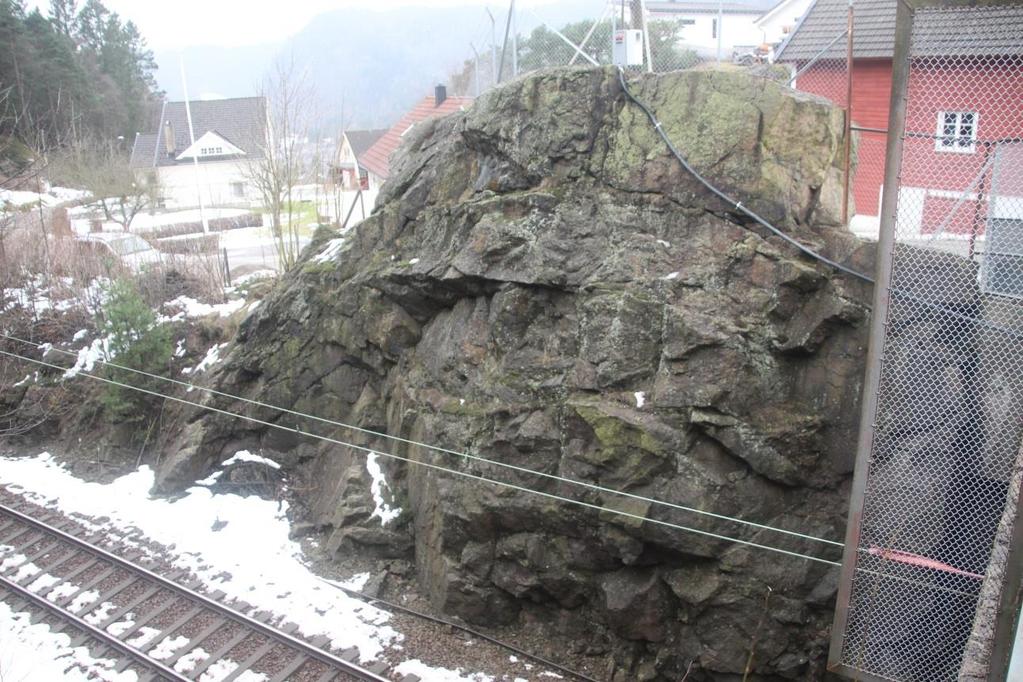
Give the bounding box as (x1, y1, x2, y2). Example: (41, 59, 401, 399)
(0, 0, 160, 169)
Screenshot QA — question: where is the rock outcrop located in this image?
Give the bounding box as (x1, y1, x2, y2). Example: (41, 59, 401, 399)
(159, 67, 875, 680)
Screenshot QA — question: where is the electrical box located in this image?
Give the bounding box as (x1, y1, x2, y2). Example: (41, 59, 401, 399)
(613, 29, 644, 66)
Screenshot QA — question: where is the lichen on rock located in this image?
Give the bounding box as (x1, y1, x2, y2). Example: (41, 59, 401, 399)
(158, 66, 874, 680)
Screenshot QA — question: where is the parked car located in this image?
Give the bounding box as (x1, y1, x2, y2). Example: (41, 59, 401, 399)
(73, 232, 164, 273)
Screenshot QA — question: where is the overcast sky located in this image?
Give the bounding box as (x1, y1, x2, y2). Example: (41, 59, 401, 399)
(25, 0, 564, 50)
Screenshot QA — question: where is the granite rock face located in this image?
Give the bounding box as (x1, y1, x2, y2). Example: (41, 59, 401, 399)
(158, 67, 875, 679)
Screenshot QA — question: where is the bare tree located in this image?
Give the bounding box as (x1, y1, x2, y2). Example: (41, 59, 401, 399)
(245, 55, 316, 270)
(52, 138, 160, 232)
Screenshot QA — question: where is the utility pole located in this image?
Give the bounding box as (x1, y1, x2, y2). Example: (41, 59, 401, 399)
(470, 43, 482, 96)
(179, 55, 209, 235)
(510, 0, 518, 78)
(486, 8, 497, 87)
(630, 0, 643, 27)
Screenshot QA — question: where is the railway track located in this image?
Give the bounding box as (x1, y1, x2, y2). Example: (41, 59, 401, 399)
(0, 500, 406, 682)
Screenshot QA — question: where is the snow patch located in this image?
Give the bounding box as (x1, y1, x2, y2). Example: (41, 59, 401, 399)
(163, 296, 246, 321)
(0, 453, 399, 662)
(656, 239, 671, 248)
(222, 450, 280, 470)
(313, 237, 346, 264)
(366, 452, 402, 525)
(394, 659, 495, 682)
(173, 647, 208, 673)
(189, 343, 229, 375)
(149, 635, 189, 660)
(634, 391, 646, 408)
(106, 614, 136, 637)
(0, 600, 135, 681)
(84, 601, 118, 625)
(126, 626, 160, 648)
(662, 271, 680, 280)
(339, 572, 372, 591)
(63, 337, 110, 379)
(68, 590, 100, 614)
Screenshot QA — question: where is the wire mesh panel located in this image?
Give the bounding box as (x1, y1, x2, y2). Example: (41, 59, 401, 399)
(832, 4, 1023, 680)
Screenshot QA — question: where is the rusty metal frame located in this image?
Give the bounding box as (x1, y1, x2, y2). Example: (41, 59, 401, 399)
(826, 0, 916, 677)
(828, 1, 1023, 678)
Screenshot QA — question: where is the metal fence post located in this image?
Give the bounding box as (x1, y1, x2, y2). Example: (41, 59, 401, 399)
(827, 0, 915, 674)
(841, 0, 854, 226)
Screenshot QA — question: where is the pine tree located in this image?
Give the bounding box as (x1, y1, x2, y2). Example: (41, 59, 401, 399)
(49, 0, 75, 37)
(0, 0, 160, 158)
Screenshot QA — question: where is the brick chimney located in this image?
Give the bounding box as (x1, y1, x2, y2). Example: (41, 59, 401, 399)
(435, 84, 447, 107)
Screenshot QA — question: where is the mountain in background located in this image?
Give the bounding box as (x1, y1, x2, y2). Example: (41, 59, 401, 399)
(154, 2, 599, 132)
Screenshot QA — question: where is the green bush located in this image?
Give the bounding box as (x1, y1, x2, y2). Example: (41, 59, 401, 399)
(98, 278, 173, 420)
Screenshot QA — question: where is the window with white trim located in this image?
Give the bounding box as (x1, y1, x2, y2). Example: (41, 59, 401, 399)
(935, 111, 978, 153)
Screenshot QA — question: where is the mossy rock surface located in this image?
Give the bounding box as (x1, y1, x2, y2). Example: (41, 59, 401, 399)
(156, 66, 875, 681)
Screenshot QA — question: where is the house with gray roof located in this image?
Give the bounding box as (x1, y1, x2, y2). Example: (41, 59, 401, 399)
(775, 0, 1023, 238)
(129, 96, 267, 209)
(332, 128, 387, 191)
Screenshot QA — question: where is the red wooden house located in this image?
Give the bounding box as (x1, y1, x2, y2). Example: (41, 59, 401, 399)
(775, 0, 1023, 244)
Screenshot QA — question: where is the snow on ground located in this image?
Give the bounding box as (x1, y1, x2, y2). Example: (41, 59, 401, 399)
(395, 659, 496, 682)
(0, 600, 136, 681)
(0, 453, 400, 664)
(0, 452, 525, 681)
(1, 186, 89, 209)
(162, 295, 247, 321)
(122, 208, 251, 232)
(2, 276, 109, 315)
(634, 392, 646, 409)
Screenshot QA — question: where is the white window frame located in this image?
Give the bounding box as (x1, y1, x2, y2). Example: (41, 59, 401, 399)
(935, 111, 978, 154)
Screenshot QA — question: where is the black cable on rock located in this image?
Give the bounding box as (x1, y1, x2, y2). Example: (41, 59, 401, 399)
(614, 66, 875, 285)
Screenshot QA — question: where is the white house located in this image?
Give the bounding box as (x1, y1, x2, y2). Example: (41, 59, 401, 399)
(332, 128, 387, 191)
(754, 0, 814, 49)
(129, 97, 267, 209)
(645, 0, 781, 58)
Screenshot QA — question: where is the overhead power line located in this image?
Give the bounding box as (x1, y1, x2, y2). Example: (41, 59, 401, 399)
(0, 347, 842, 567)
(0, 332, 843, 549)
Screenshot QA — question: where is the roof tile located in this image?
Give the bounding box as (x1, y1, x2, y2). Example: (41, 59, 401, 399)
(361, 94, 473, 179)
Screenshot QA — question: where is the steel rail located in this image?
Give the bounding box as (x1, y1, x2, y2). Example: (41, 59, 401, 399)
(0, 502, 390, 682)
(0, 571, 191, 681)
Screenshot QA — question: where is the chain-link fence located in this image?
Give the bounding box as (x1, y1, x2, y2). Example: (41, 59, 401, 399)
(451, 1, 747, 98)
(830, 3, 1023, 681)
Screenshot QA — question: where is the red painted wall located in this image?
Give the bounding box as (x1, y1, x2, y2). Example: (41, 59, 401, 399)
(796, 59, 891, 217)
(795, 57, 1023, 232)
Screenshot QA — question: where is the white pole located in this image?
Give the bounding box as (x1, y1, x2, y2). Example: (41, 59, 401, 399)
(640, 0, 653, 73)
(487, 8, 497, 87)
(716, 0, 723, 64)
(510, 0, 518, 77)
(179, 56, 210, 234)
(471, 43, 481, 96)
